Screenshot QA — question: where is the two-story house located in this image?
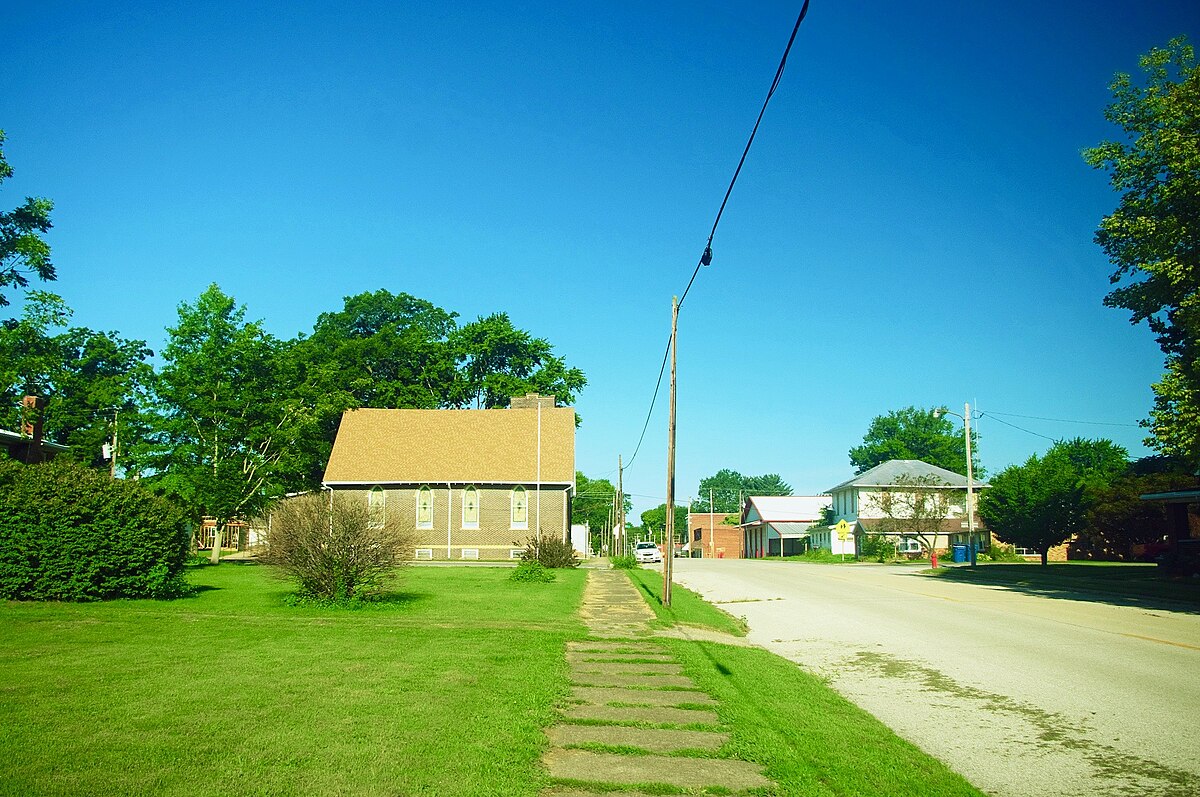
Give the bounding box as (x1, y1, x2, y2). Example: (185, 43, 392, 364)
(820, 459, 986, 557)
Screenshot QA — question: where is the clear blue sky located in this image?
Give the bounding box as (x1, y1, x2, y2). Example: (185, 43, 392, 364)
(4, 1, 1196, 517)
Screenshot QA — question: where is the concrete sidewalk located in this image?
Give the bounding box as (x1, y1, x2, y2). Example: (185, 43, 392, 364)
(541, 568, 771, 795)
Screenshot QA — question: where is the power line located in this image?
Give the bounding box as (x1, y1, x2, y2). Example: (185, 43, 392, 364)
(982, 413, 1060, 443)
(984, 410, 1140, 428)
(622, 3, 812, 470)
(679, 0, 811, 310)
(622, 336, 672, 470)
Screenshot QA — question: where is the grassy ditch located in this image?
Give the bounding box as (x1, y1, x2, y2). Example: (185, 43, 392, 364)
(622, 567, 747, 636)
(0, 563, 587, 797)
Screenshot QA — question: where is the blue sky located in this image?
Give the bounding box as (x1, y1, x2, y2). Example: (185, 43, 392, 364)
(3, 1, 1196, 517)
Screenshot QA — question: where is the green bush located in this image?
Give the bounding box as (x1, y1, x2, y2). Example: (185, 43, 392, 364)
(610, 554, 639, 569)
(858, 534, 896, 563)
(509, 560, 556, 583)
(982, 541, 1024, 562)
(261, 493, 414, 603)
(0, 460, 191, 601)
(516, 535, 580, 568)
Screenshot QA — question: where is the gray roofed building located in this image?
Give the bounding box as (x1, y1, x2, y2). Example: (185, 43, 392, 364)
(825, 459, 985, 493)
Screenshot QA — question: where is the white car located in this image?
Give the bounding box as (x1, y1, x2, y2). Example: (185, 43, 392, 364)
(634, 541, 662, 564)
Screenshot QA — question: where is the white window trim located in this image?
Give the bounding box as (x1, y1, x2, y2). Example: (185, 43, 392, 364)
(511, 486, 529, 530)
(416, 486, 433, 530)
(509, 549, 524, 560)
(460, 548, 479, 560)
(414, 548, 433, 560)
(461, 485, 480, 530)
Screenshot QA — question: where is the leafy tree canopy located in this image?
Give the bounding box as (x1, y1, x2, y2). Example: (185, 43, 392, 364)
(689, 468, 793, 513)
(144, 285, 320, 560)
(573, 471, 631, 534)
(450, 312, 586, 410)
(849, 406, 979, 476)
(0, 291, 153, 468)
(979, 438, 1128, 565)
(0, 130, 55, 308)
(1084, 37, 1200, 466)
(639, 503, 688, 543)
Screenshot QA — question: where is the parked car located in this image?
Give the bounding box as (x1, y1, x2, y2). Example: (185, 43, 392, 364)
(634, 541, 662, 564)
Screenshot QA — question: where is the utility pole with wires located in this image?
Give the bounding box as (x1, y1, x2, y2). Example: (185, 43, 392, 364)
(617, 454, 625, 558)
(663, 296, 678, 607)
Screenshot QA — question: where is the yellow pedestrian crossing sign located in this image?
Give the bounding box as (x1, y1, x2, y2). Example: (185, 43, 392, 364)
(835, 520, 851, 541)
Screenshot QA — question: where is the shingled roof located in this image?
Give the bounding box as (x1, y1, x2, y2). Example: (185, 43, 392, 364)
(322, 406, 576, 486)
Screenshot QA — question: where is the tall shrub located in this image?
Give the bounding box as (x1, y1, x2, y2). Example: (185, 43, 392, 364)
(261, 492, 414, 601)
(0, 460, 190, 600)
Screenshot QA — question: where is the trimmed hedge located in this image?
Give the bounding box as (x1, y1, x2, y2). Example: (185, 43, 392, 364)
(0, 459, 191, 601)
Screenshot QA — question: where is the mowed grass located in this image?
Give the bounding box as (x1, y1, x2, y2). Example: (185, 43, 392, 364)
(622, 567, 747, 636)
(0, 563, 587, 797)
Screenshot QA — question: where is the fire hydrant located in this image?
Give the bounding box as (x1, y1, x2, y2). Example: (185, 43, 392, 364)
(930, 551, 938, 569)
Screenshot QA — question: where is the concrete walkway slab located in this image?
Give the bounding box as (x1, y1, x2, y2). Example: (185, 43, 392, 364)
(566, 639, 664, 654)
(546, 724, 728, 753)
(544, 749, 770, 792)
(569, 686, 715, 707)
(569, 660, 683, 676)
(564, 704, 719, 726)
(568, 672, 695, 689)
(565, 651, 676, 664)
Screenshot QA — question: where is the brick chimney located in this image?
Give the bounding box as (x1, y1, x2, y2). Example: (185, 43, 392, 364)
(509, 392, 556, 410)
(21, 395, 47, 464)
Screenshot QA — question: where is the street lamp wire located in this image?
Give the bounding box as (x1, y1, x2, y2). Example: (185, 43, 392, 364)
(624, 3, 813, 473)
(678, 0, 811, 311)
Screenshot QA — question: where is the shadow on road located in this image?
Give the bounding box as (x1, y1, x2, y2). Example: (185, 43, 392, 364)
(929, 563, 1200, 615)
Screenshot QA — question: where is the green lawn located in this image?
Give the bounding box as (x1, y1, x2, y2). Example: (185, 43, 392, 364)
(0, 563, 587, 797)
(3, 561, 990, 797)
(927, 561, 1200, 608)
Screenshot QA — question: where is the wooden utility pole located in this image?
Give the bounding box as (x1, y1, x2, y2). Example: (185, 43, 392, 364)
(617, 454, 625, 557)
(964, 402, 977, 567)
(663, 297, 678, 606)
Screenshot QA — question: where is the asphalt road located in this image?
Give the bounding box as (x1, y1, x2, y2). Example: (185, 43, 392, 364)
(666, 558, 1200, 797)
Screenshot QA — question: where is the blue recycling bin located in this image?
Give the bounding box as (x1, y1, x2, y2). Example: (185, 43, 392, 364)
(951, 544, 968, 563)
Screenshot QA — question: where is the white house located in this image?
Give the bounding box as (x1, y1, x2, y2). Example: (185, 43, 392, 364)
(741, 495, 831, 558)
(820, 459, 987, 556)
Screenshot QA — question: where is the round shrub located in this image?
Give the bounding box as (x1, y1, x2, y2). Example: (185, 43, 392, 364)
(510, 560, 555, 583)
(0, 460, 191, 601)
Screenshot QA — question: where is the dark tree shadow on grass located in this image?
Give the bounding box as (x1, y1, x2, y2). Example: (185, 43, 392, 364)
(930, 564, 1200, 615)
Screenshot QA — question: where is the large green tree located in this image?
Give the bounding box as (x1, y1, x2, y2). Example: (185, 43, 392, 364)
(979, 438, 1128, 565)
(689, 469, 793, 513)
(450, 313, 586, 410)
(0, 130, 55, 308)
(572, 471, 631, 554)
(1084, 37, 1200, 466)
(0, 292, 153, 467)
(639, 503, 688, 547)
(146, 285, 318, 562)
(849, 406, 978, 476)
(282, 290, 461, 488)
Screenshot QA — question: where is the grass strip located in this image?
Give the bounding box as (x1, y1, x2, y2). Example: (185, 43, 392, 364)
(623, 568, 747, 636)
(0, 563, 586, 797)
(663, 639, 984, 796)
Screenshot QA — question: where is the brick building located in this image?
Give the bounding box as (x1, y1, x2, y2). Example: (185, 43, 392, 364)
(322, 395, 575, 561)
